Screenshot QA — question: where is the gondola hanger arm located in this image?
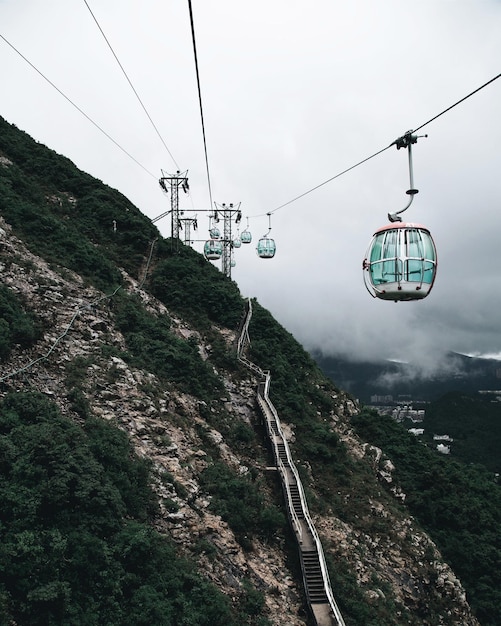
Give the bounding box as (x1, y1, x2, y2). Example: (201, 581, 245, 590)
(261, 212, 273, 238)
(388, 131, 427, 222)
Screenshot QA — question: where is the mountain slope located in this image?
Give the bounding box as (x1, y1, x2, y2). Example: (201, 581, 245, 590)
(0, 115, 491, 625)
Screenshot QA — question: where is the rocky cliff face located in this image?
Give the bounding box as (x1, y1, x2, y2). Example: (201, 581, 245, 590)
(0, 218, 479, 625)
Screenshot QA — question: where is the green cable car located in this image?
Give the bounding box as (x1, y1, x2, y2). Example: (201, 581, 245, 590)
(363, 222, 437, 301)
(256, 237, 276, 259)
(257, 213, 276, 259)
(362, 131, 438, 301)
(204, 239, 223, 260)
(240, 230, 252, 244)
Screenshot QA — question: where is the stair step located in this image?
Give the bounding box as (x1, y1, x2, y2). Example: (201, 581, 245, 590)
(269, 420, 279, 434)
(301, 549, 329, 603)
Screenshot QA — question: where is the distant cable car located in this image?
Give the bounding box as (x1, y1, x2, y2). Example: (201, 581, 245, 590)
(241, 217, 252, 243)
(257, 238, 276, 258)
(240, 230, 252, 244)
(208, 211, 220, 240)
(204, 239, 223, 260)
(232, 236, 242, 248)
(363, 131, 437, 301)
(257, 213, 276, 259)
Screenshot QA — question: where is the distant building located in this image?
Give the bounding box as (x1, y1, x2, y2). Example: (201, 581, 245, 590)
(437, 443, 451, 455)
(370, 394, 394, 403)
(433, 434, 453, 442)
(479, 390, 501, 401)
(391, 405, 425, 423)
(409, 428, 424, 436)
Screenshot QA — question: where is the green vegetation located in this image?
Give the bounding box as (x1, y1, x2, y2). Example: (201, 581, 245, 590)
(248, 301, 353, 490)
(149, 240, 243, 329)
(111, 292, 223, 400)
(246, 302, 415, 622)
(0, 285, 41, 359)
(326, 558, 409, 626)
(246, 300, 501, 623)
(0, 116, 241, 399)
(0, 392, 240, 626)
(424, 391, 501, 473)
(200, 461, 286, 549)
(248, 301, 337, 420)
(0, 116, 156, 290)
(351, 408, 501, 626)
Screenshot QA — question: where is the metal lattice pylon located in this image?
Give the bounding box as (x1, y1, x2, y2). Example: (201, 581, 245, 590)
(215, 202, 242, 278)
(158, 170, 189, 240)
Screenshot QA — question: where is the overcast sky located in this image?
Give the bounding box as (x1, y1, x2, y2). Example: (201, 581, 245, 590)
(1, 0, 501, 370)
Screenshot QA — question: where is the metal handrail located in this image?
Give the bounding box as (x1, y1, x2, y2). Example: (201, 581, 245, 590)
(256, 392, 303, 543)
(236, 299, 346, 626)
(259, 383, 345, 625)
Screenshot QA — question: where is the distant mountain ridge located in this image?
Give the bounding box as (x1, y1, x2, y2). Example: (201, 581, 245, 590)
(312, 350, 501, 404)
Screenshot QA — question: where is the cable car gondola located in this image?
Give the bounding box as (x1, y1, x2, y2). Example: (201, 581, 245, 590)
(363, 222, 437, 300)
(257, 213, 276, 259)
(208, 212, 220, 240)
(257, 238, 276, 259)
(204, 239, 223, 260)
(363, 132, 437, 301)
(240, 230, 252, 244)
(240, 217, 252, 243)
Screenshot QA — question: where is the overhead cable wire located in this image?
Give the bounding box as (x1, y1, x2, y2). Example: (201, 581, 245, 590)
(187, 0, 214, 209)
(82, 0, 180, 170)
(249, 71, 501, 219)
(265, 144, 394, 217)
(0, 33, 156, 179)
(412, 72, 501, 134)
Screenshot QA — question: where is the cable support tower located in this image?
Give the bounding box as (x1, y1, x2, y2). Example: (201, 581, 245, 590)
(214, 202, 242, 278)
(178, 215, 198, 245)
(158, 170, 190, 245)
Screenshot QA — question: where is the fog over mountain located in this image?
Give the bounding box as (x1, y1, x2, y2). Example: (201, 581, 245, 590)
(313, 349, 501, 404)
